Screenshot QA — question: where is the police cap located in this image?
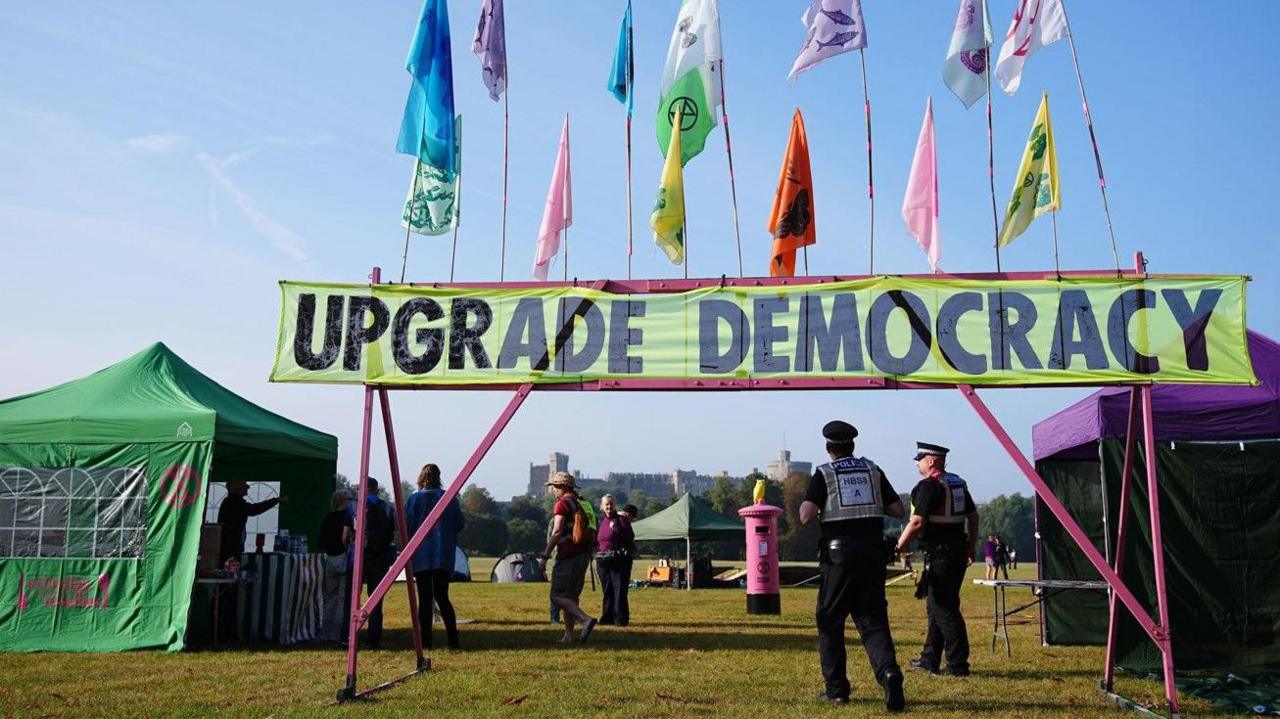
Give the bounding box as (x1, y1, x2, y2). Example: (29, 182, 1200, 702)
(822, 421, 858, 442)
(914, 442, 949, 460)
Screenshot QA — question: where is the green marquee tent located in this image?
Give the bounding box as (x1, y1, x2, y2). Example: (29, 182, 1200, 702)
(631, 493, 743, 590)
(0, 343, 337, 652)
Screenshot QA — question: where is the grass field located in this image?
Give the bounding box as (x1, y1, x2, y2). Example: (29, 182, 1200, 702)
(1, 560, 1224, 719)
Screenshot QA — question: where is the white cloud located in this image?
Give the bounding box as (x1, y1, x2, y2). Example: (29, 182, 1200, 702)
(196, 151, 313, 265)
(126, 132, 189, 154)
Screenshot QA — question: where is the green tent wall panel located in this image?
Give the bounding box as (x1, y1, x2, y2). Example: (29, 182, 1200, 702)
(0, 343, 337, 652)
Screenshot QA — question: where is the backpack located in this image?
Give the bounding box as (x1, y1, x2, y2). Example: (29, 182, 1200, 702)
(363, 500, 394, 556)
(568, 496, 595, 549)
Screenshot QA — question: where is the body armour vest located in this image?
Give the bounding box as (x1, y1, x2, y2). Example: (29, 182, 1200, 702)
(926, 472, 969, 525)
(819, 456, 885, 522)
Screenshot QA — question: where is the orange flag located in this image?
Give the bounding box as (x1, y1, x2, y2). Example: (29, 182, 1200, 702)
(768, 109, 816, 277)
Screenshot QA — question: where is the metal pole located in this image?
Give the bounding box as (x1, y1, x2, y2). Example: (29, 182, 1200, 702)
(985, 35, 1002, 272)
(1050, 210, 1062, 278)
(448, 223, 460, 283)
(1102, 386, 1140, 691)
(859, 48, 875, 274)
(499, 89, 510, 281)
(686, 537, 692, 592)
(563, 114, 571, 283)
(400, 166, 421, 284)
(1141, 385, 1182, 717)
(717, 59, 744, 278)
(342, 380, 377, 696)
(378, 389, 427, 669)
(357, 385, 534, 621)
(1060, 1, 1121, 275)
(625, 113, 634, 281)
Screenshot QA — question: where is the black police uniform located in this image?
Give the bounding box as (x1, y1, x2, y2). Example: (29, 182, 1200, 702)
(805, 421, 904, 703)
(909, 443, 976, 674)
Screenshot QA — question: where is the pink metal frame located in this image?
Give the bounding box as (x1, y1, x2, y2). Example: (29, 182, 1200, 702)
(335, 256, 1184, 716)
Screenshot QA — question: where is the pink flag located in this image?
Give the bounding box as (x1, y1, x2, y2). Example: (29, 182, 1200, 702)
(533, 116, 573, 281)
(901, 98, 940, 273)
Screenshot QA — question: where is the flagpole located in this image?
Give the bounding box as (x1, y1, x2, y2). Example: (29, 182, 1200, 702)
(858, 48, 875, 275)
(399, 164, 421, 284)
(626, 114, 634, 281)
(1050, 209, 1062, 278)
(449, 224, 460, 282)
(1060, 2, 1120, 275)
(985, 36, 1001, 273)
(562, 114, 570, 282)
(717, 59, 745, 278)
(683, 222, 689, 280)
(802, 246, 809, 276)
(499, 88, 511, 281)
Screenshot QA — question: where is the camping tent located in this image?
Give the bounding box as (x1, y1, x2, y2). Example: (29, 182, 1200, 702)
(1032, 330, 1280, 673)
(631, 493, 743, 590)
(451, 547, 471, 582)
(490, 552, 546, 583)
(0, 343, 337, 652)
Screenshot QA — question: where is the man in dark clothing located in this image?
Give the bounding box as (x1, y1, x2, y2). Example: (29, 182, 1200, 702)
(346, 477, 396, 649)
(895, 442, 979, 677)
(217, 479, 281, 563)
(800, 420, 907, 712)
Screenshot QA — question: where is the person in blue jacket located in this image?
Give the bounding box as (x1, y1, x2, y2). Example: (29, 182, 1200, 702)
(405, 463, 466, 650)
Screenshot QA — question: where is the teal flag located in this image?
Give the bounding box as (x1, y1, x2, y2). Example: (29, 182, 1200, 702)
(396, 0, 457, 174)
(607, 1, 634, 114)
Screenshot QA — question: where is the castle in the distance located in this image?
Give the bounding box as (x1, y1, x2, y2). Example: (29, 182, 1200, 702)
(524, 448, 810, 499)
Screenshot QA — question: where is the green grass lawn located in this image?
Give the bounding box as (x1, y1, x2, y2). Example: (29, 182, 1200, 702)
(1, 561, 1227, 718)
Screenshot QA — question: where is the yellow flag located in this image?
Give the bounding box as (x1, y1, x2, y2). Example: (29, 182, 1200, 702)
(651, 107, 686, 264)
(998, 93, 1060, 247)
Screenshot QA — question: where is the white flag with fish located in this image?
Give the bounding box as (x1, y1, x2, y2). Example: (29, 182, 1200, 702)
(942, 0, 993, 108)
(995, 0, 1068, 95)
(402, 115, 462, 236)
(788, 0, 867, 84)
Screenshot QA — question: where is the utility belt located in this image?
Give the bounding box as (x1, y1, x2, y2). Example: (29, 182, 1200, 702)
(820, 537, 896, 565)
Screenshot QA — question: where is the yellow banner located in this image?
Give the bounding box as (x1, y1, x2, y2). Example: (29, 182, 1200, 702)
(270, 277, 1255, 387)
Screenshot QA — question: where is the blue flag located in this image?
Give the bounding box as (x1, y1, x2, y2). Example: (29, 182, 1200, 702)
(607, 0, 634, 114)
(396, 0, 457, 174)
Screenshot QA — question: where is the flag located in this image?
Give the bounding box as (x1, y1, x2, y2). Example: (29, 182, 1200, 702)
(995, 0, 1068, 95)
(472, 0, 506, 102)
(999, 93, 1059, 247)
(902, 99, 941, 272)
(788, 0, 867, 84)
(402, 116, 462, 236)
(533, 116, 573, 281)
(607, 1, 635, 114)
(767, 109, 816, 278)
(396, 0, 457, 174)
(656, 0, 721, 166)
(942, 0, 993, 107)
(651, 108, 686, 264)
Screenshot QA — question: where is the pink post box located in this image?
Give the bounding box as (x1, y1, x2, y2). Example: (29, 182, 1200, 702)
(738, 500, 783, 614)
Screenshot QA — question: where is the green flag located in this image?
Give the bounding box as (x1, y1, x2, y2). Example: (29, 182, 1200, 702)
(999, 95, 1059, 247)
(402, 115, 462, 236)
(656, 0, 721, 166)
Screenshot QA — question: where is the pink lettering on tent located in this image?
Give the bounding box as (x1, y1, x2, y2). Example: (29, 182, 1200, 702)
(16, 573, 111, 611)
(161, 464, 201, 508)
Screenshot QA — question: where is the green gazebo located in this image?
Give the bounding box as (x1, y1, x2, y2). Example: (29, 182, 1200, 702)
(0, 343, 336, 651)
(631, 493, 744, 590)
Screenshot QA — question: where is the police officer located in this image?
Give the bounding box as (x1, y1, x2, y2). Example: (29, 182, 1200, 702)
(800, 421, 907, 712)
(895, 442, 979, 676)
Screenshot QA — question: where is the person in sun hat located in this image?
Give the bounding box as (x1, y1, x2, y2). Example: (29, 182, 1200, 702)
(799, 420, 907, 712)
(896, 442, 980, 677)
(539, 472, 598, 645)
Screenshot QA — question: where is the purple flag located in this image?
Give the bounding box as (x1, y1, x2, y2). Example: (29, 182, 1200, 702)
(472, 0, 506, 101)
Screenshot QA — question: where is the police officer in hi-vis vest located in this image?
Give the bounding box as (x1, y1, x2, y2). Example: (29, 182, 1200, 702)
(895, 442, 980, 676)
(800, 421, 907, 712)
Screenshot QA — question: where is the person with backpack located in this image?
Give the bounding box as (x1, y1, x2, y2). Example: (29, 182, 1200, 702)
(346, 476, 396, 650)
(538, 472, 598, 645)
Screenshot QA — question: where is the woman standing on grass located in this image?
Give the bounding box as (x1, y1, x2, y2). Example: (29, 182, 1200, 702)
(596, 494, 635, 626)
(405, 464, 465, 650)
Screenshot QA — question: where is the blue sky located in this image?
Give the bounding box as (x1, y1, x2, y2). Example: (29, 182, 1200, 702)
(2, 1, 1277, 501)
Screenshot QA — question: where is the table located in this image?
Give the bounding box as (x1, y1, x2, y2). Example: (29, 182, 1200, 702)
(236, 552, 325, 645)
(973, 579, 1109, 656)
(194, 575, 251, 647)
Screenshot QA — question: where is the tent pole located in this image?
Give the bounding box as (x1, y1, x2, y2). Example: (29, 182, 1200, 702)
(1102, 386, 1140, 691)
(957, 384, 1166, 644)
(378, 388, 428, 670)
(355, 385, 533, 629)
(686, 537, 692, 592)
(1141, 385, 1182, 718)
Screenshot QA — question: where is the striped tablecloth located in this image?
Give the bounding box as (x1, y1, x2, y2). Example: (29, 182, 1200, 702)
(236, 552, 325, 645)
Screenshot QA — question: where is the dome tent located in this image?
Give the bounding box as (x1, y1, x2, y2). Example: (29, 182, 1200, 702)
(0, 343, 337, 652)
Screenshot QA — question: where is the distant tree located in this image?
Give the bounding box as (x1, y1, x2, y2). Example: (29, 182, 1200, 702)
(504, 518, 544, 554)
(779, 470, 820, 560)
(334, 473, 351, 491)
(458, 514, 508, 557)
(706, 475, 741, 518)
(978, 493, 1036, 556)
(460, 486, 501, 517)
(505, 494, 547, 526)
(399, 481, 414, 502)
